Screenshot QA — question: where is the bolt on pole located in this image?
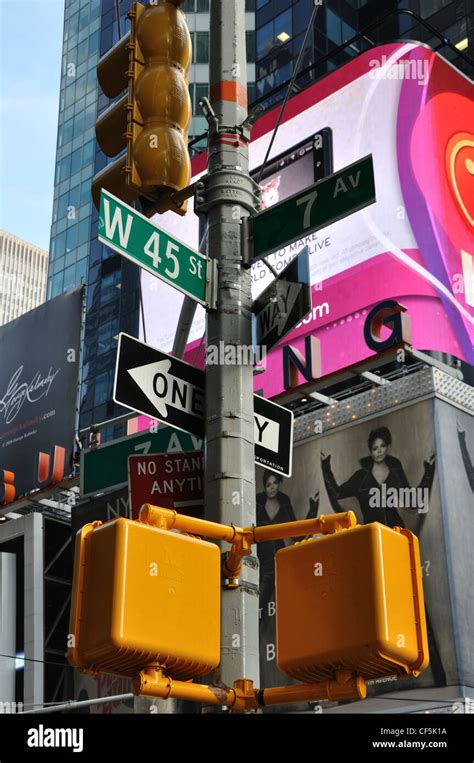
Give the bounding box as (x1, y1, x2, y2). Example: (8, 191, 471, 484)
(200, 0, 260, 689)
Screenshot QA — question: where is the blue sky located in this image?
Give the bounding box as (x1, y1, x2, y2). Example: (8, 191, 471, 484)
(0, 0, 64, 251)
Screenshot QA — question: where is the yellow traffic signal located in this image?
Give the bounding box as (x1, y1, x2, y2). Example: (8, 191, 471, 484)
(68, 518, 220, 679)
(275, 523, 429, 682)
(92, 1, 192, 216)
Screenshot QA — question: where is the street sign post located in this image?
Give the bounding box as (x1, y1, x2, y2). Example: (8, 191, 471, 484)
(80, 426, 202, 497)
(252, 246, 311, 355)
(98, 189, 209, 305)
(128, 451, 204, 519)
(252, 155, 376, 260)
(114, 333, 294, 474)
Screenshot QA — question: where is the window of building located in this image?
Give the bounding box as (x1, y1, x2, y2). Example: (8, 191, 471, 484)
(78, 4, 89, 30)
(51, 272, 64, 299)
(246, 30, 255, 63)
(195, 32, 209, 63)
(195, 83, 208, 109)
(77, 39, 88, 65)
(66, 224, 78, 252)
(97, 319, 119, 355)
(78, 218, 90, 246)
(257, 9, 292, 61)
(70, 147, 82, 175)
(94, 372, 111, 407)
(59, 155, 71, 182)
(327, 8, 342, 45)
(196, 0, 209, 11)
(89, 29, 100, 56)
(75, 257, 88, 285)
(63, 265, 75, 291)
(69, 184, 80, 212)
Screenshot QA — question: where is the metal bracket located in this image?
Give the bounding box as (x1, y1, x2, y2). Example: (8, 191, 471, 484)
(195, 172, 261, 216)
(199, 97, 219, 134)
(222, 552, 259, 592)
(241, 216, 253, 267)
(239, 104, 265, 142)
(206, 257, 219, 311)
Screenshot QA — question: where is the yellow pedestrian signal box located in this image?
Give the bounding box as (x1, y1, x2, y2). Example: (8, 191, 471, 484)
(92, 1, 192, 215)
(276, 523, 429, 682)
(68, 518, 220, 680)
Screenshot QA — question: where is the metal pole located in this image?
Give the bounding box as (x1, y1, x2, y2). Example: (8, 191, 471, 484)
(200, 0, 260, 689)
(21, 693, 134, 715)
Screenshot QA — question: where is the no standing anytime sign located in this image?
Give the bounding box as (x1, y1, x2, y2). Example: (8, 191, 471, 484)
(128, 452, 204, 519)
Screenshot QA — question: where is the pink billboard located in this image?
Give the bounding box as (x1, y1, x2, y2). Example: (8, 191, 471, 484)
(137, 42, 473, 408)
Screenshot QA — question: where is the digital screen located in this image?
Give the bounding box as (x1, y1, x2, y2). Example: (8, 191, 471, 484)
(137, 42, 473, 406)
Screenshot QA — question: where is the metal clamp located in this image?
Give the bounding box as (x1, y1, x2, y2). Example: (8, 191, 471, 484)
(199, 97, 219, 134)
(194, 171, 261, 215)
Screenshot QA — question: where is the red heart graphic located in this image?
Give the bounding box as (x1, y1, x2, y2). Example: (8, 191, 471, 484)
(445, 132, 474, 228)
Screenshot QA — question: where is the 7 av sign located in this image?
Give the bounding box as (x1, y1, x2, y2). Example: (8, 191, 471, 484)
(252, 154, 376, 260)
(99, 190, 208, 305)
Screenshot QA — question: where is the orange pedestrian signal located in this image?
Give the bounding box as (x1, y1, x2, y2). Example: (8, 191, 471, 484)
(68, 517, 220, 679)
(275, 523, 429, 682)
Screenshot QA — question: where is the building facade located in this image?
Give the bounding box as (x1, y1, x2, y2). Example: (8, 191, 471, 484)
(255, 0, 473, 107)
(0, 230, 48, 327)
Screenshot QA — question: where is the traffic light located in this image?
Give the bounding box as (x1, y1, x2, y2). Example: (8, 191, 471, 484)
(92, 1, 192, 217)
(275, 523, 429, 682)
(68, 518, 220, 679)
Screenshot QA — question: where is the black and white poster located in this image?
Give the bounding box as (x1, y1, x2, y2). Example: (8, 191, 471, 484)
(0, 288, 83, 501)
(256, 399, 472, 708)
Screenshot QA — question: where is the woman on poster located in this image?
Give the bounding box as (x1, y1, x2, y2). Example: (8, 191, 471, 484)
(320, 426, 436, 528)
(256, 470, 318, 614)
(320, 425, 445, 686)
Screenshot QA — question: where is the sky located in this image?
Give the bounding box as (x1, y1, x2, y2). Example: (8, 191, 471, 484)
(0, 0, 64, 251)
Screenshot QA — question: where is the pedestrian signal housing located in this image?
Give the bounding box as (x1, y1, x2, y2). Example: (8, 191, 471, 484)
(68, 518, 220, 679)
(275, 523, 429, 681)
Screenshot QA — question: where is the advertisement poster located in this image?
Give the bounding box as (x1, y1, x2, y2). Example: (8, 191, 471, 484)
(255, 400, 470, 707)
(137, 42, 473, 400)
(0, 288, 83, 501)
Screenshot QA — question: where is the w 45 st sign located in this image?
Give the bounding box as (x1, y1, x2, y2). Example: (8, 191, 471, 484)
(251, 155, 376, 260)
(98, 190, 209, 305)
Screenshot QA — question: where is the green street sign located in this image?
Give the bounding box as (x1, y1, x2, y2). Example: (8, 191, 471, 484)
(98, 189, 208, 305)
(80, 426, 202, 497)
(252, 155, 376, 260)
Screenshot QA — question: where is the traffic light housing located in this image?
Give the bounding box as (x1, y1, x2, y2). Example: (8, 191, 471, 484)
(275, 523, 429, 682)
(92, 1, 192, 216)
(68, 518, 220, 679)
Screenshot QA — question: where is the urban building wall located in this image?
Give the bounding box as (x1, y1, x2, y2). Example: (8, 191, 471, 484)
(0, 231, 48, 327)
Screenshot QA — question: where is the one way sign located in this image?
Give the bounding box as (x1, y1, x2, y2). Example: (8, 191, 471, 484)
(252, 246, 311, 354)
(253, 394, 293, 477)
(114, 334, 294, 475)
(113, 333, 205, 438)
